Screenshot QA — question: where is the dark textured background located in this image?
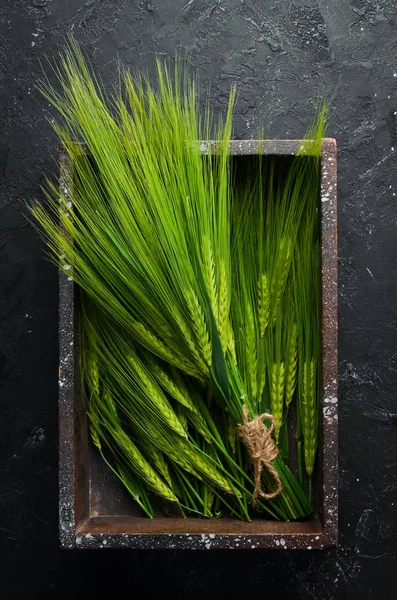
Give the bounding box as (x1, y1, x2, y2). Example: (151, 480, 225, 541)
(1, 0, 397, 597)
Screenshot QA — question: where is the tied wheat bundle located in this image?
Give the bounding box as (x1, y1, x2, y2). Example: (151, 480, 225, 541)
(32, 40, 324, 521)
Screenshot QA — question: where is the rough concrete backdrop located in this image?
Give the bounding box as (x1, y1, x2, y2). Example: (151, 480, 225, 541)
(1, 0, 396, 598)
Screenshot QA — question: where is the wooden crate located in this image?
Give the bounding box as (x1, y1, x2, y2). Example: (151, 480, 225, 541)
(58, 139, 338, 550)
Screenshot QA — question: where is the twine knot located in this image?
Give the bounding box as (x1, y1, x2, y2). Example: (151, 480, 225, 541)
(238, 405, 282, 504)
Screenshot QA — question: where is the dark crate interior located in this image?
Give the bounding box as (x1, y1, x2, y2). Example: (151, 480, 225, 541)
(61, 140, 337, 549)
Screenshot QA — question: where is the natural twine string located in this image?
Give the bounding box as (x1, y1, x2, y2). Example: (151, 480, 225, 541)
(238, 405, 283, 505)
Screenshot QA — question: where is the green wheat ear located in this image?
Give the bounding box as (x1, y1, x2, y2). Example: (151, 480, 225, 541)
(149, 360, 198, 414)
(133, 320, 201, 377)
(174, 403, 188, 431)
(271, 361, 285, 443)
(285, 323, 298, 406)
(177, 440, 237, 495)
(246, 302, 258, 400)
(128, 356, 188, 439)
(113, 428, 179, 503)
(303, 359, 317, 476)
(258, 273, 270, 336)
(202, 236, 218, 323)
(148, 445, 172, 486)
(89, 423, 101, 450)
(258, 367, 266, 403)
(185, 290, 212, 369)
(218, 259, 229, 354)
(271, 236, 292, 325)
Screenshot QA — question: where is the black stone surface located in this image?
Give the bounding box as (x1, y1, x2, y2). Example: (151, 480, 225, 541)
(0, 0, 396, 597)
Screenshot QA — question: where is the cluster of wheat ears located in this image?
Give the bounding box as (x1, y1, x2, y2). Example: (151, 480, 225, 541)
(32, 41, 324, 522)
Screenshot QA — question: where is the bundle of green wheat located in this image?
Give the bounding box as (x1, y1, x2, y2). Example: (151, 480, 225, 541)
(32, 40, 324, 521)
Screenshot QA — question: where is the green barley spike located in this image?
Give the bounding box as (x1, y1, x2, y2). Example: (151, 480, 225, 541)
(285, 323, 298, 406)
(202, 236, 218, 323)
(148, 445, 172, 486)
(303, 359, 317, 476)
(186, 290, 212, 369)
(218, 259, 229, 354)
(258, 273, 270, 336)
(258, 367, 266, 403)
(271, 361, 285, 442)
(272, 237, 292, 325)
(128, 356, 189, 439)
(133, 320, 201, 378)
(246, 302, 258, 400)
(149, 360, 199, 414)
(113, 428, 178, 503)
